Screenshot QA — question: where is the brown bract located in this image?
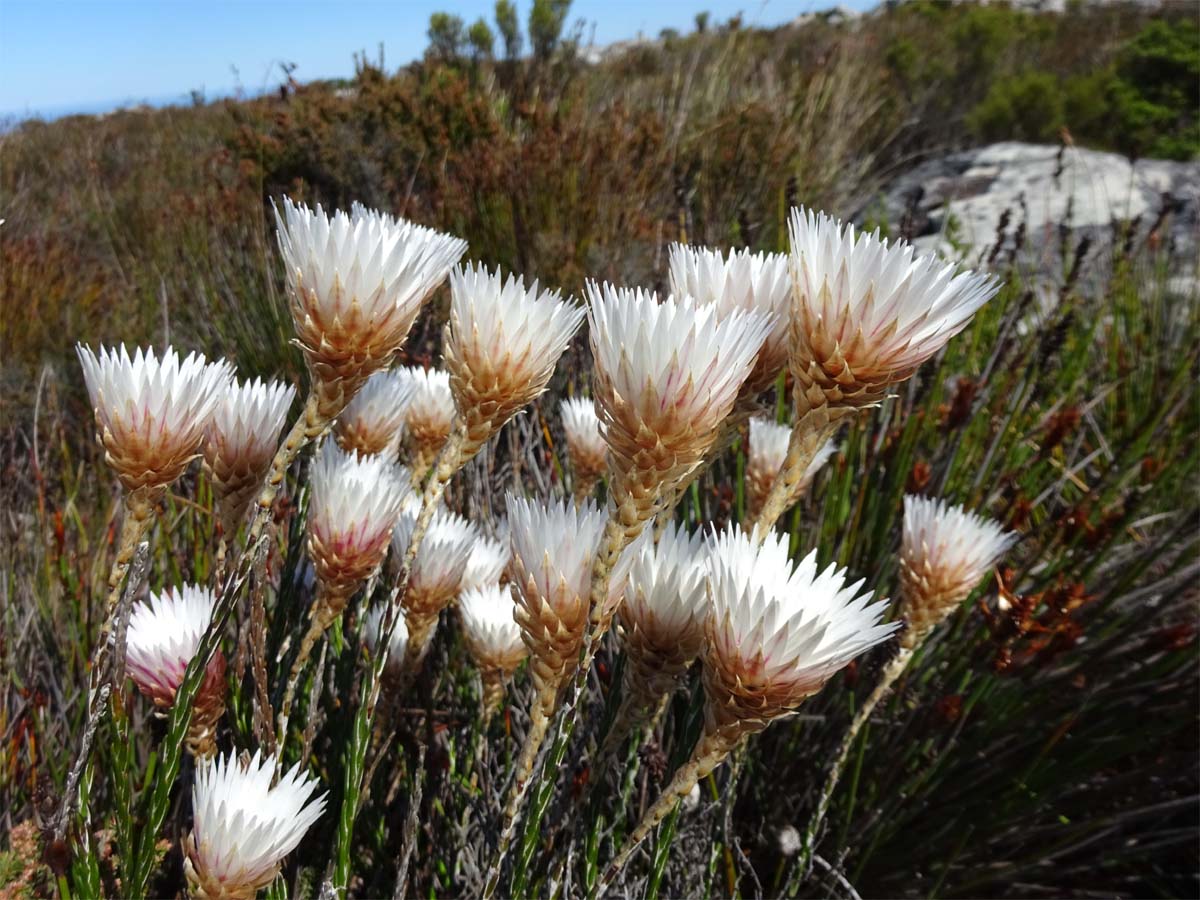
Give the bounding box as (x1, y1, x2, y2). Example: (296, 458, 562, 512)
(791, 281, 900, 421)
(290, 272, 416, 421)
(334, 418, 398, 458)
(511, 554, 589, 701)
(443, 322, 549, 457)
(98, 420, 200, 493)
(898, 552, 979, 650)
(307, 527, 392, 609)
(701, 637, 825, 739)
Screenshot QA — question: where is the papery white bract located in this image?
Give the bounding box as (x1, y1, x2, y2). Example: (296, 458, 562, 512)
(559, 396, 607, 489)
(460, 535, 510, 591)
(460, 583, 527, 670)
(76, 343, 234, 491)
(125, 584, 217, 706)
(362, 603, 410, 666)
(401, 366, 456, 468)
(506, 494, 609, 631)
(204, 376, 296, 529)
(900, 495, 1016, 646)
(902, 495, 1016, 584)
(788, 207, 999, 381)
(706, 525, 898, 703)
(275, 198, 466, 367)
(306, 442, 410, 595)
(620, 522, 708, 652)
(391, 507, 477, 600)
(746, 416, 836, 515)
(668, 243, 792, 394)
(445, 264, 585, 434)
(334, 369, 414, 456)
(186, 750, 326, 899)
(585, 284, 774, 440)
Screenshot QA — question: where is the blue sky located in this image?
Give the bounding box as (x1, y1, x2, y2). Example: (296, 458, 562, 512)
(0, 0, 876, 119)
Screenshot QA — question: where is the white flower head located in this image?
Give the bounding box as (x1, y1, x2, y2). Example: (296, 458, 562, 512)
(401, 366, 456, 453)
(275, 198, 466, 376)
(505, 494, 633, 656)
(186, 750, 326, 898)
(460, 535, 510, 591)
(746, 417, 837, 509)
(706, 525, 897, 709)
(585, 283, 774, 462)
(619, 521, 709, 655)
(668, 243, 792, 394)
(76, 344, 234, 491)
(362, 603, 410, 667)
(900, 495, 1016, 643)
(203, 376, 295, 528)
(559, 396, 606, 478)
(445, 264, 585, 430)
(391, 506, 477, 602)
(460, 583, 528, 672)
(334, 369, 414, 456)
(306, 441, 410, 593)
(204, 376, 295, 477)
(125, 584, 220, 707)
(788, 207, 998, 382)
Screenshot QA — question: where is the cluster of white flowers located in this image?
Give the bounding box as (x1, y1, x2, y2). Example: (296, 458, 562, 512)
(78, 193, 1012, 890)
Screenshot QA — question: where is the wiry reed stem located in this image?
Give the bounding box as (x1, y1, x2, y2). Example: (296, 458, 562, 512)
(277, 590, 343, 750)
(792, 646, 912, 889)
(331, 426, 468, 893)
(484, 677, 558, 896)
(596, 726, 743, 896)
(62, 487, 157, 875)
(249, 568, 276, 751)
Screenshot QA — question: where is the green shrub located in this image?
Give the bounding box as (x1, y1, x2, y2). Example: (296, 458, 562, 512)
(968, 70, 1065, 144)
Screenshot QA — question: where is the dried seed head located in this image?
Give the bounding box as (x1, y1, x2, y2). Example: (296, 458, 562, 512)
(186, 750, 325, 899)
(77, 344, 234, 492)
(274, 198, 466, 418)
(668, 243, 792, 397)
(333, 369, 413, 457)
(704, 525, 897, 733)
(203, 376, 296, 534)
(444, 263, 584, 451)
(900, 495, 1017, 648)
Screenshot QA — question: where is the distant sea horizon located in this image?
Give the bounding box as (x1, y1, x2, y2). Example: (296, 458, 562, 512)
(1, 84, 276, 124)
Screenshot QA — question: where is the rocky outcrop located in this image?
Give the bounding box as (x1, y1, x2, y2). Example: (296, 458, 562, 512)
(864, 142, 1199, 278)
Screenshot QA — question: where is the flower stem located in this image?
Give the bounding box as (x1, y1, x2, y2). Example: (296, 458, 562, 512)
(790, 647, 913, 892)
(595, 724, 741, 897)
(751, 405, 846, 540)
(483, 676, 558, 898)
(330, 425, 467, 893)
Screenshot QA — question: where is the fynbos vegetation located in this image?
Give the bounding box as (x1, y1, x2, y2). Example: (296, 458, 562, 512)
(1, 3, 1196, 899)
